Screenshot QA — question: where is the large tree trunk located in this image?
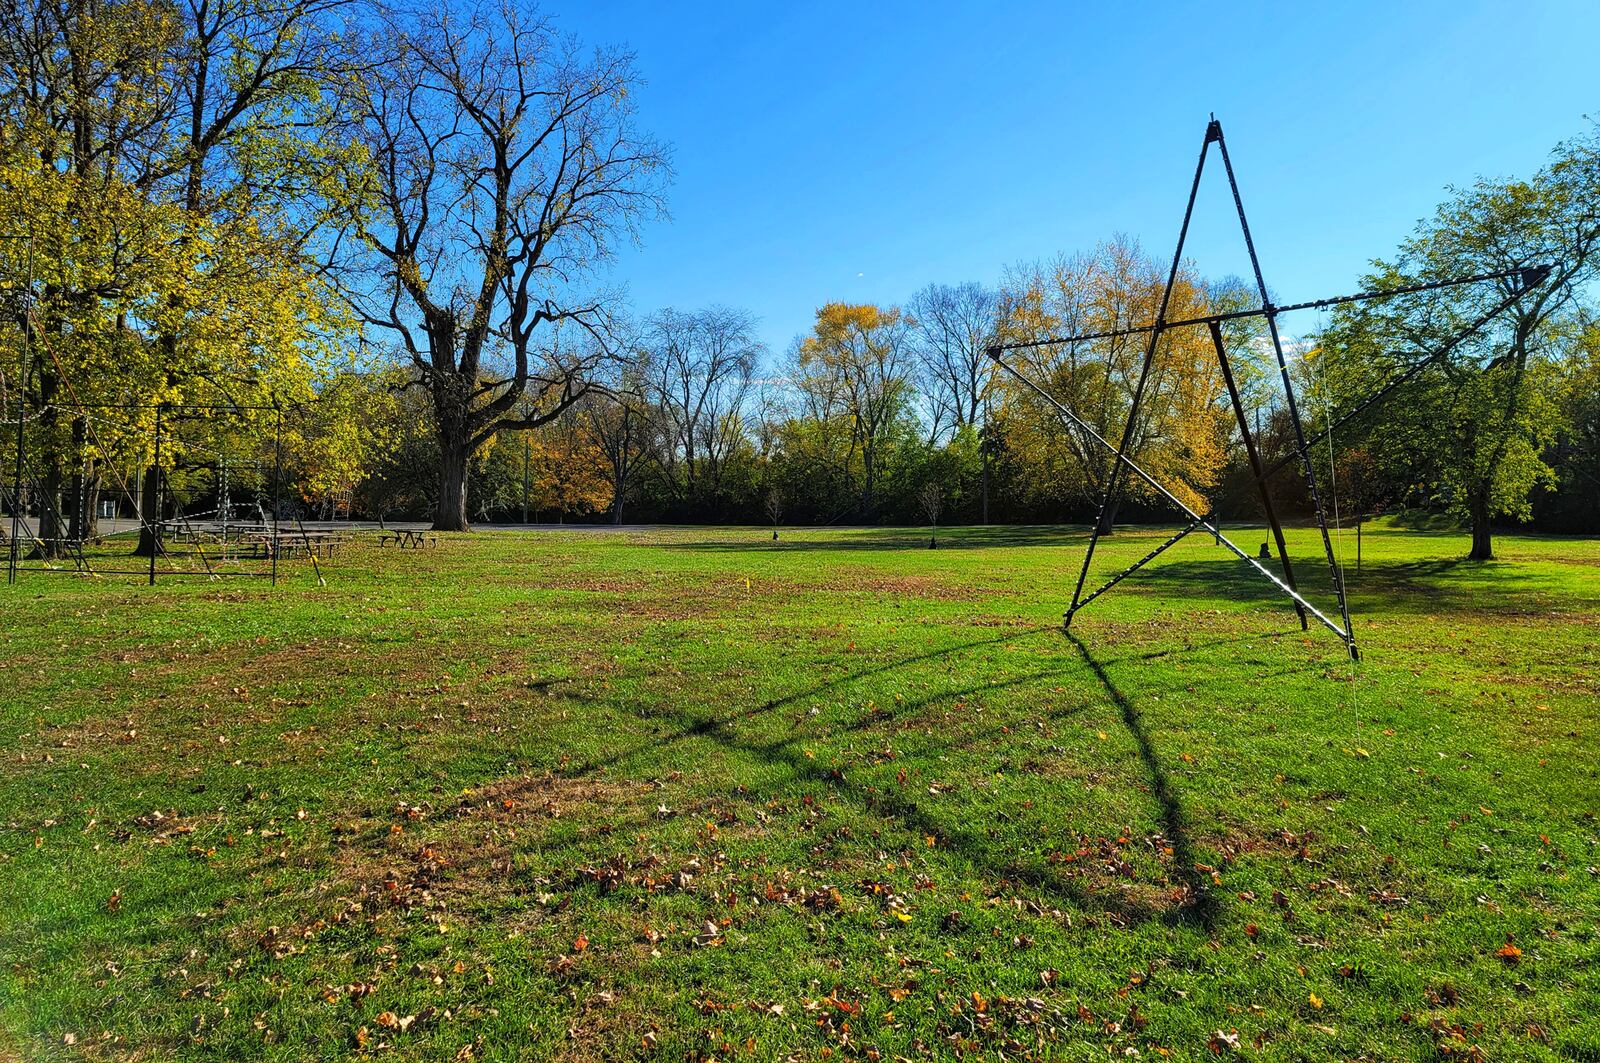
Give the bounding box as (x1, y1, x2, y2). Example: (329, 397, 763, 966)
(134, 467, 160, 556)
(435, 429, 470, 531)
(83, 473, 101, 540)
(1467, 491, 1494, 561)
(66, 420, 86, 544)
(33, 463, 63, 560)
(1094, 497, 1122, 537)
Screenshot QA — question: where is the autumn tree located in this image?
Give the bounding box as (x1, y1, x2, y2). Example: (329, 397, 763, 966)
(790, 303, 915, 517)
(996, 238, 1228, 532)
(1318, 124, 1600, 559)
(521, 415, 612, 520)
(1541, 322, 1600, 530)
(334, 0, 669, 531)
(0, 0, 361, 553)
(282, 368, 403, 516)
(581, 351, 652, 523)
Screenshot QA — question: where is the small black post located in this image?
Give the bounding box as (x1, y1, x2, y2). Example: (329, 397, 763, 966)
(149, 404, 161, 586)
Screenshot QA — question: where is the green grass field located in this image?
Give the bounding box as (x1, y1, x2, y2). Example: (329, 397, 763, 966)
(2, 523, 1597, 1061)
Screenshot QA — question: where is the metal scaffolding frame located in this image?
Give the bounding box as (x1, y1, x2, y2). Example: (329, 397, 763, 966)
(986, 117, 1549, 661)
(5, 399, 289, 585)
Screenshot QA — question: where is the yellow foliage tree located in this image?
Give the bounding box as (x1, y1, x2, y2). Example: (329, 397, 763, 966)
(525, 426, 613, 520)
(791, 303, 916, 515)
(1, 0, 364, 549)
(996, 238, 1229, 529)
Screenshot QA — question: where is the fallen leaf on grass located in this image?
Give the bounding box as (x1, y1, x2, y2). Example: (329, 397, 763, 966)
(1207, 1029, 1239, 1053)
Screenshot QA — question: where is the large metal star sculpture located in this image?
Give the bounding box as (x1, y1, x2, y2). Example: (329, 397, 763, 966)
(986, 117, 1548, 661)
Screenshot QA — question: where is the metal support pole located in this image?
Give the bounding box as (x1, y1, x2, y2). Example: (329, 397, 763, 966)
(988, 266, 1541, 354)
(1071, 518, 1202, 617)
(149, 404, 161, 586)
(1208, 319, 1307, 630)
(1211, 122, 1356, 659)
(989, 348, 1354, 645)
(271, 407, 282, 586)
(1068, 119, 1216, 622)
(982, 121, 1548, 661)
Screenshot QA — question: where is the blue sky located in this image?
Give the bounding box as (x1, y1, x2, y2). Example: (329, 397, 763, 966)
(555, 0, 1599, 357)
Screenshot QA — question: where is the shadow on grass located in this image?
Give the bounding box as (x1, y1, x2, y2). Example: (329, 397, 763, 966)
(1132, 554, 1575, 618)
(1065, 631, 1219, 929)
(573, 624, 1228, 930)
(571, 628, 1049, 775)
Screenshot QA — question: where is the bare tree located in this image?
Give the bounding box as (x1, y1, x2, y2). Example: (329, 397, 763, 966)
(582, 350, 652, 524)
(764, 486, 782, 539)
(641, 306, 762, 508)
(908, 281, 1000, 441)
(335, 1, 669, 530)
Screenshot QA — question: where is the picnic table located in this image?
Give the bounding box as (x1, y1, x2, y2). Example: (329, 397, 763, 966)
(378, 528, 437, 549)
(237, 529, 349, 560)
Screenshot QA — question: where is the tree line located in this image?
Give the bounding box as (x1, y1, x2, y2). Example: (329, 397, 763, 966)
(2, 0, 1596, 561)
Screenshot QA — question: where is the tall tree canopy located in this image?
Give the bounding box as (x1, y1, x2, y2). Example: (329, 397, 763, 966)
(1317, 124, 1600, 559)
(639, 306, 762, 512)
(790, 302, 916, 518)
(0, 0, 360, 552)
(333, 0, 670, 531)
(908, 281, 1001, 441)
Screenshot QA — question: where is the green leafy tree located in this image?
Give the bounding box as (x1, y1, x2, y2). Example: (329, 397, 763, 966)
(1319, 125, 1600, 559)
(1, 0, 361, 553)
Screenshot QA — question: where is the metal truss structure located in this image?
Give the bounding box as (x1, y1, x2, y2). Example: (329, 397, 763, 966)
(986, 118, 1549, 661)
(5, 399, 292, 585)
